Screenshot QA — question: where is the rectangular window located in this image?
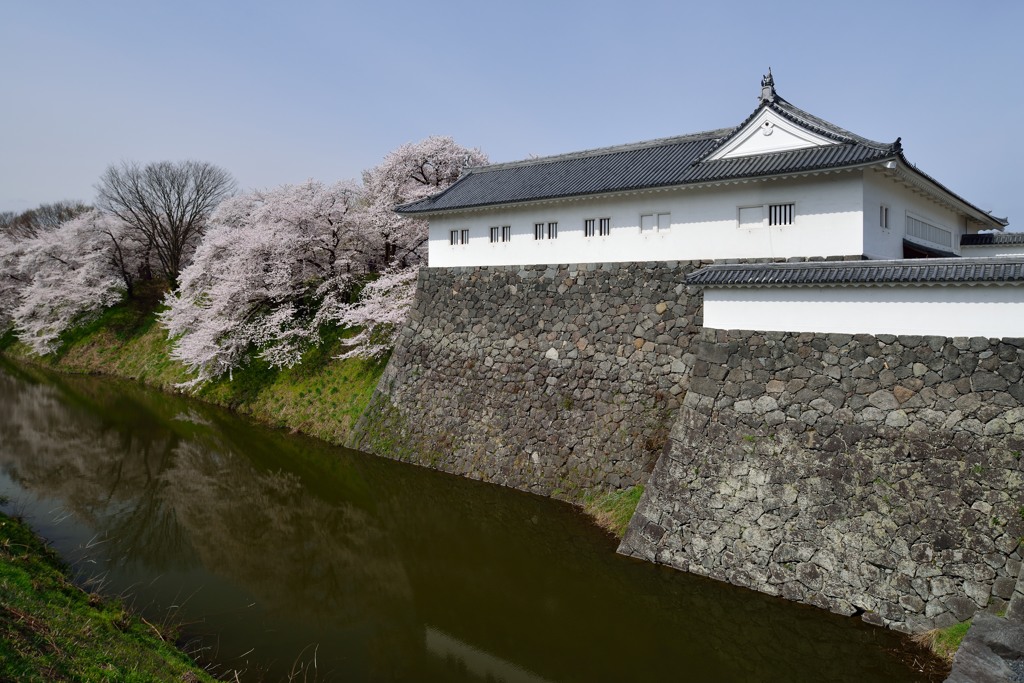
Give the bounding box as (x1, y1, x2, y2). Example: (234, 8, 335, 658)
(599, 217, 611, 236)
(641, 213, 670, 232)
(450, 230, 459, 245)
(501, 225, 511, 242)
(584, 218, 595, 237)
(738, 206, 763, 229)
(768, 203, 794, 226)
(548, 222, 558, 239)
(460, 229, 469, 245)
(490, 226, 499, 243)
(534, 222, 545, 240)
(880, 205, 889, 229)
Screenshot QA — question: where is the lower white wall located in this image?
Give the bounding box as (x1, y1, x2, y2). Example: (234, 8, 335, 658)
(703, 285, 1024, 338)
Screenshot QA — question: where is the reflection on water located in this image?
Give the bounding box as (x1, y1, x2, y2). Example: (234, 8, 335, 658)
(426, 627, 552, 683)
(0, 361, 930, 682)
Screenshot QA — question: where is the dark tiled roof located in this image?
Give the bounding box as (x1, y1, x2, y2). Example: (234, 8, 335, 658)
(396, 131, 729, 214)
(398, 94, 898, 216)
(397, 90, 1006, 230)
(962, 232, 1024, 246)
(694, 143, 892, 182)
(685, 258, 1024, 287)
(399, 133, 894, 214)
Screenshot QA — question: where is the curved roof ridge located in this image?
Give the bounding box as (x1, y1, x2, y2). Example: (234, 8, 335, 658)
(769, 95, 891, 149)
(690, 94, 896, 169)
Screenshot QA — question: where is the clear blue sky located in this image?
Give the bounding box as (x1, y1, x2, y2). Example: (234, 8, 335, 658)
(2, 1, 1021, 229)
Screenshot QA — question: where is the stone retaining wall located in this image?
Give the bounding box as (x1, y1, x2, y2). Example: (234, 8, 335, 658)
(620, 328, 1024, 632)
(349, 261, 707, 497)
(355, 260, 1024, 632)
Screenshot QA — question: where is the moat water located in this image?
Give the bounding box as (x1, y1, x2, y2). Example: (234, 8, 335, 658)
(0, 361, 936, 682)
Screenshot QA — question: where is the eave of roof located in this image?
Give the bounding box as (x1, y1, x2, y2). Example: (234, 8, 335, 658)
(884, 154, 1008, 229)
(685, 257, 1024, 288)
(902, 238, 958, 259)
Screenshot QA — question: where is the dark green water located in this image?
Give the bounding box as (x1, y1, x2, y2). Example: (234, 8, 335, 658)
(0, 361, 935, 682)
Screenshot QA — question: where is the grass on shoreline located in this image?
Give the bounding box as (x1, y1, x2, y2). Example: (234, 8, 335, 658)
(0, 511, 217, 682)
(583, 485, 645, 538)
(912, 619, 972, 662)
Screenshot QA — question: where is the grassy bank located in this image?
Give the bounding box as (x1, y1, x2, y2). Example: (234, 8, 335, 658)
(0, 511, 216, 682)
(0, 300, 386, 447)
(913, 619, 973, 663)
(584, 485, 645, 538)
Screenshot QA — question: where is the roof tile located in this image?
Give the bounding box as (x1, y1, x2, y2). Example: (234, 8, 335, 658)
(961, 233, 1024, 246)
(685, 257, 1024, 287)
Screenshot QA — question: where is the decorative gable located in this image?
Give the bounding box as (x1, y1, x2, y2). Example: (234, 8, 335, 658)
(706, 108, 839, 161)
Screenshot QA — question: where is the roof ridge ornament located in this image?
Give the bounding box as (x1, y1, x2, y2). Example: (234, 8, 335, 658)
(760, 68, 776, 103)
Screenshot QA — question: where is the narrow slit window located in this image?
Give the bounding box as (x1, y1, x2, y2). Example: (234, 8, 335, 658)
(501, 225, 511, 242)
(768, 203, 794, 226)
(450, 230, 459, 246)
(534, 222, 545, 240)
(584, 218, 595, 237)
(599, 217, 611, 236)
(880, 205, 889, 229)
(490, 226, 499, 243)
(548, 222, 558, 239)
(460, 229, 469, 245)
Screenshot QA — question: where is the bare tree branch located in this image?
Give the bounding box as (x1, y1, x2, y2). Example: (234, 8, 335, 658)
(96, 160, 236, 287)
(0, 201, 92, 240)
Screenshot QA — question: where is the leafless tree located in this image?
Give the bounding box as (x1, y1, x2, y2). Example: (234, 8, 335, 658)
(0, 200, 92, 240)
(96, 160, 236, 287)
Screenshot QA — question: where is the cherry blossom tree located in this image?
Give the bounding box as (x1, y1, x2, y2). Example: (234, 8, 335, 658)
(359, 136, 486, 271)
(11, 211, 130, 354)
(0, 235, 27, 334)
(329, 265, 420, 360)
(161, 180, 363, 385)
(161, 138, 487, 380)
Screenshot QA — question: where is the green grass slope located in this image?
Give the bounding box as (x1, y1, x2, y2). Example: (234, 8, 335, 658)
(0, 301, 386, 447)
(0, 512, 216, 682)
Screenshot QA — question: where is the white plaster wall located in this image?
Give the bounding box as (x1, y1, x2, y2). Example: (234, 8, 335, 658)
(703, 285, 1024, 338)
(428, 174, 865, 267)
(962, 243, 1024, 258)
(862, 170, 968, 259)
